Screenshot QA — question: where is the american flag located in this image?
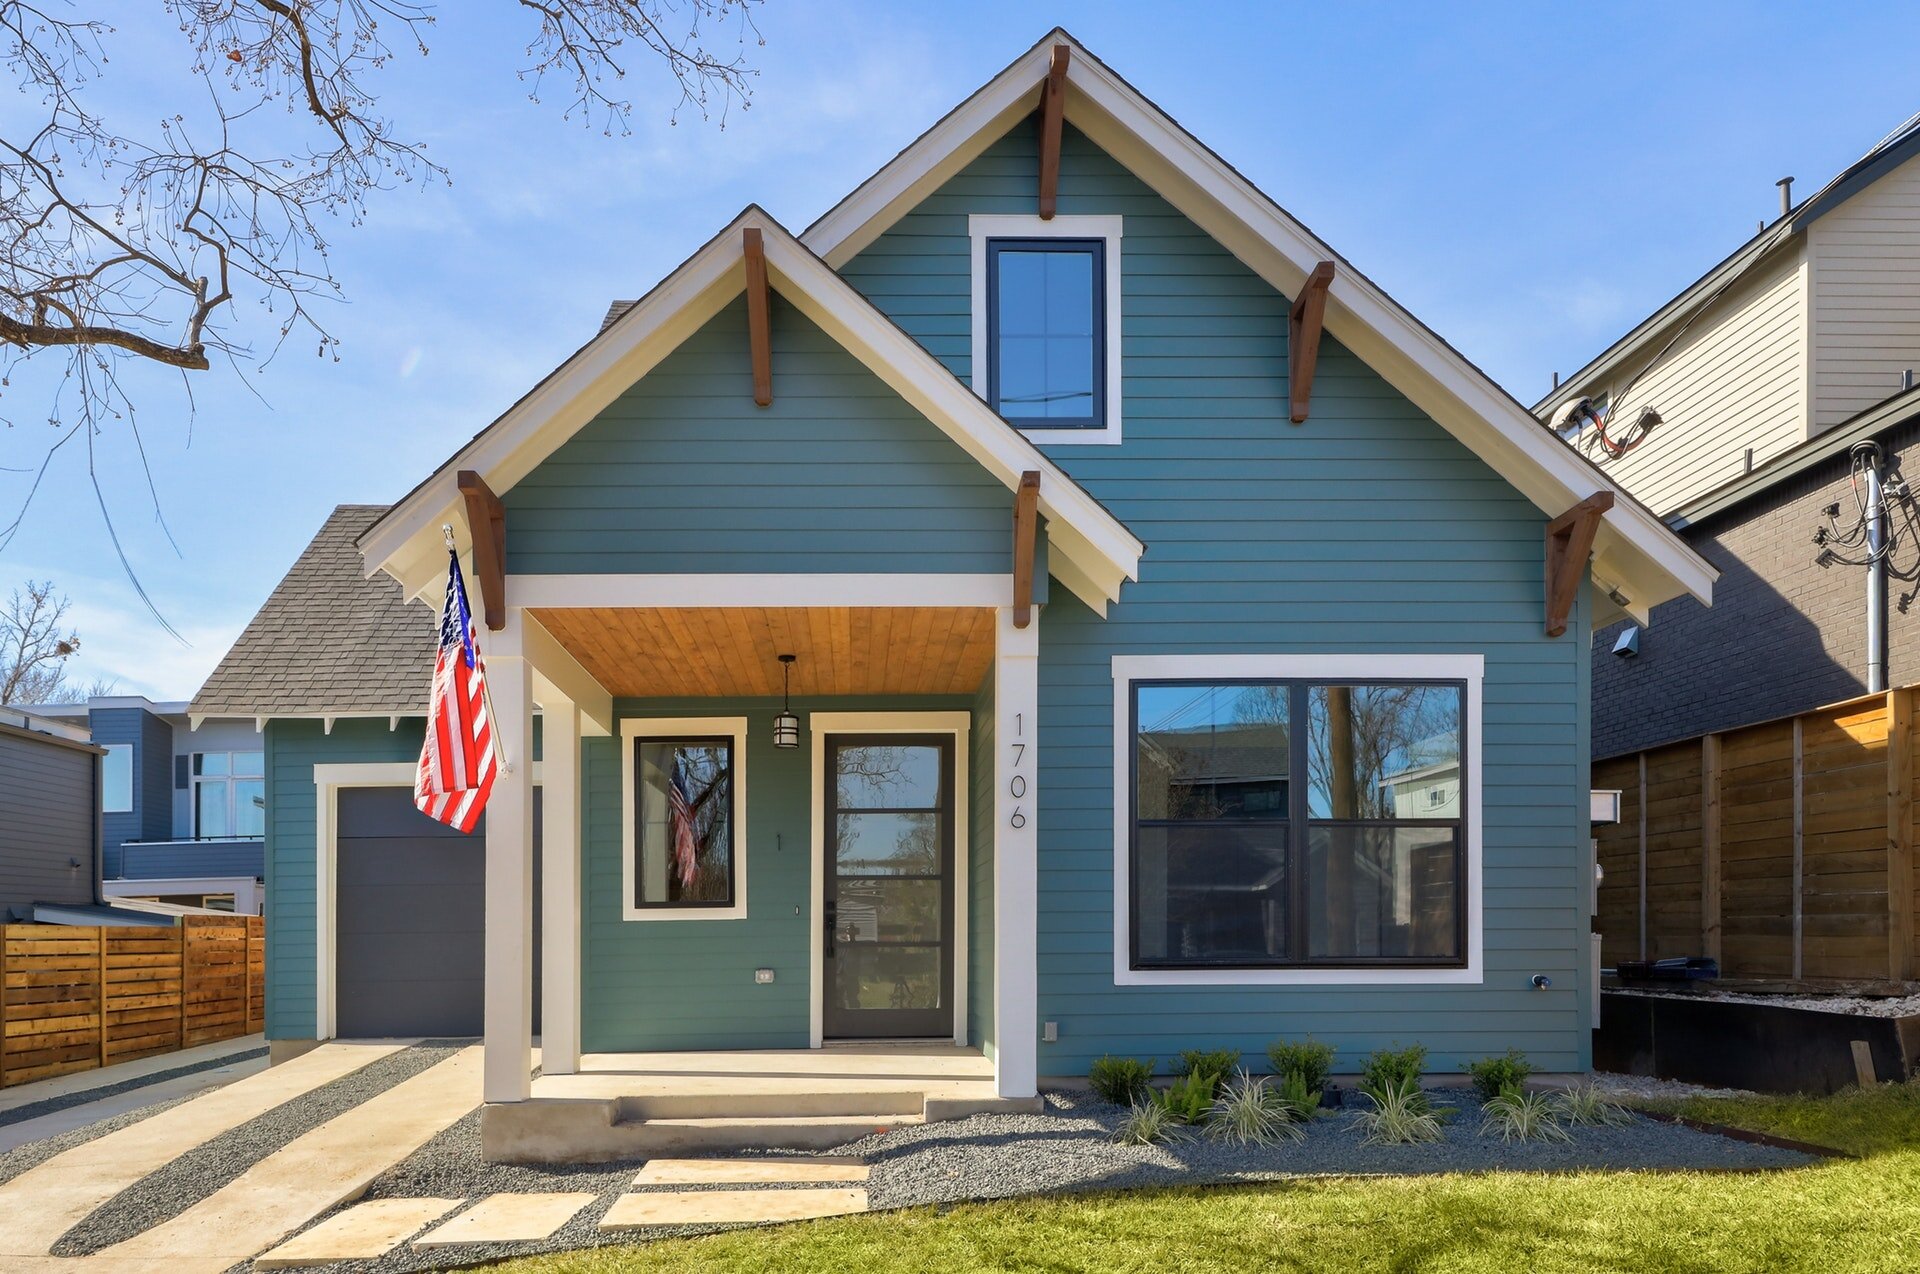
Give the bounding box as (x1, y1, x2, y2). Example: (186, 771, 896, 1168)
(414, 550, 498, 833)
(668, 754, 699, 892)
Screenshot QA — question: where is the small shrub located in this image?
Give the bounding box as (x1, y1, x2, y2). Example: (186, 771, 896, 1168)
(1114, 1098, 1186, 1146)
(1480, 1088, 1572, 1143)
(1178, 1048, 1241, 1082)
(1360, 1044, 1429, 1109)
(1150, 1068, 1219, 1123)
(1267, 1037, 1336, 1094)
(1552, 1084, 1634, 1128)
(1351, 1078, 1444, 1146)
(1466, 1049, 1535, 1106)
(1207, 1069, 1306, 1146)
(1277, 1068, 1323, 1117)
(1088, 1056, 1155, 1106)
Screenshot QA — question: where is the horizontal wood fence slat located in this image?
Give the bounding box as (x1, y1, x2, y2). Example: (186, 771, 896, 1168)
(0, 914, 263, 1087)
(1595, 688, 1920, 985)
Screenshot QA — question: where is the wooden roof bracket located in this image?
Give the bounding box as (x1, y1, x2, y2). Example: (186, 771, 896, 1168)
(743, 227, 773, 406)
(1013, 470, 1041, 628)
(456, 469, 508, 631)
(1037, 44, 1070, 220)
(1544, 491, 1615, 637)
(1289, 260, 1336, 423)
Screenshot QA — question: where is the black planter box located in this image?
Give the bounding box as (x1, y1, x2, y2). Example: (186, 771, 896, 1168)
(1596, 992, 1920, 1094)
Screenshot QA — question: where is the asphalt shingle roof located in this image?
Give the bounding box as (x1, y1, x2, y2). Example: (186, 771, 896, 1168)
(190, 504, 435, 718)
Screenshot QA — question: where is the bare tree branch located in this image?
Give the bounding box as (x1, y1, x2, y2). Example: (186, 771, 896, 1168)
(0, 577, 79, 704)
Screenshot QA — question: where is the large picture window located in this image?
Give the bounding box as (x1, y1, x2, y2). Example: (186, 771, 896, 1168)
(621, 717, 749, 921)
(1131, 678, 1466, 971)
(193, 751, 265, 838)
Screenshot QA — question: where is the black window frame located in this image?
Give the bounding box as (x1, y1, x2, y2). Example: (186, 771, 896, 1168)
(1128, 677, 1469, 971)
(985, 236, 1106, 431)
(630, 734, 738, 911)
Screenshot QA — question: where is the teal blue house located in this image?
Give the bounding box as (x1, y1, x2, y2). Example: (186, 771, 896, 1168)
(194, 32, 1714, 1158)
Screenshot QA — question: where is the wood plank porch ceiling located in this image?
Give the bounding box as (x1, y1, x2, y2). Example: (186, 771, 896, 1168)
(528, 606, 996, 698)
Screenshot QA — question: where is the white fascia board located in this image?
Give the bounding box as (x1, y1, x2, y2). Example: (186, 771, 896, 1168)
(803, 33, 1713, 615)
(759, 226, 1143, 608)
(359, 218, 751, 583)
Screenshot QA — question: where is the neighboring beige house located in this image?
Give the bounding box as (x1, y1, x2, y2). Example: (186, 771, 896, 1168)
(1539, 114, 1920, 516)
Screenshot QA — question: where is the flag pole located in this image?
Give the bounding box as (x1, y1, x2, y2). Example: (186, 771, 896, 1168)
(444, 523, 511, 774)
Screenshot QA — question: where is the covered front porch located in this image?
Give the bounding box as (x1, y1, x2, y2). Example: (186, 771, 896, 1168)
(473, 576, 1044, 1159)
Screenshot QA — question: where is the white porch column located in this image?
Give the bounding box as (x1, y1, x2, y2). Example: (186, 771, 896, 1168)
(993, 604, 1040, 1099)
(484, 626, 536, 1104)
(539, 698, 582, 1075)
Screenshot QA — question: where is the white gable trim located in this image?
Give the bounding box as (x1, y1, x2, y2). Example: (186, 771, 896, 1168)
(800, 30, 1715, 621)
(361, 208, 1141, 615)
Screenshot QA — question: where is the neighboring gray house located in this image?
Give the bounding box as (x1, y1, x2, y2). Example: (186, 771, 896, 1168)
(20, 695, 267, 914)
(0, 708, 103, 921)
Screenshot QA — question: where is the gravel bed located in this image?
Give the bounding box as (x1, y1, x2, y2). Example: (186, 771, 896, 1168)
(1587, 1071, 1757, 1101)
(251, 1084, 1816, 1273)
(1614, 987, 1920, 1018)
(0, 1046, 268, 1131)
(55, 1040, 469, 1258)
(0, 1091, 199, 1189)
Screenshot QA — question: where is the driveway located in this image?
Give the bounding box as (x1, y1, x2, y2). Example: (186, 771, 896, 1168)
(0, 1040, 481, 1274)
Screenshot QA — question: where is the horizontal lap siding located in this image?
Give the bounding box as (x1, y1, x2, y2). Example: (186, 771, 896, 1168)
(583, 695, 974, 1052)
(1810, 152, 1920, 429)
(847, 120, 1588, 1074)
(505, 295, 1009, 575)
(0, 731, 96, 915)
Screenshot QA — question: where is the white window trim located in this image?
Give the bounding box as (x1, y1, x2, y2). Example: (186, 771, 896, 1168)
(313, 761, 545, 1041)
(620, 716, 749, 922)
(807, 710, 971, 1048)
(192, 750, 266, 838)
(1110, 653, 1485, 987)
(970, 213, 1124, 446)
(100, 743, 133, 813)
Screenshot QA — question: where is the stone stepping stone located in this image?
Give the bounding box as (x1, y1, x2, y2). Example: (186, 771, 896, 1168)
(254, 1198, 460, 1269)
(633, 1157, 870, 1186)
(601, 1188, 868, 1230)
(416, 1192, 598, 1247)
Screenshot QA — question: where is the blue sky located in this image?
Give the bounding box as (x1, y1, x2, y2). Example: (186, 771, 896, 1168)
(5, 2, 1915, 699)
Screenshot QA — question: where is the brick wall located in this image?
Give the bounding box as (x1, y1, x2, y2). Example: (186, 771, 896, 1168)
(1594, 417, 1920, 758)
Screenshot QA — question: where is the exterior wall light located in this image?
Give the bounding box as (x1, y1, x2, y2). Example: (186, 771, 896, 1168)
(773, 653, 800, 749)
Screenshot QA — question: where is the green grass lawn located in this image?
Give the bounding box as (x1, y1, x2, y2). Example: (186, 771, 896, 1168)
(487, 1082, 1920, 1274)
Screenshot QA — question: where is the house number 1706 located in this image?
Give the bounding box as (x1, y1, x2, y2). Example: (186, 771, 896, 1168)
(1009, 711, 1028, 828)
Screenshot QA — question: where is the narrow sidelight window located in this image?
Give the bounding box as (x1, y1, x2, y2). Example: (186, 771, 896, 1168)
(633, 738, 735, 908)
(987, 238, 1104, 429)
(1131, 679, 1466, 970)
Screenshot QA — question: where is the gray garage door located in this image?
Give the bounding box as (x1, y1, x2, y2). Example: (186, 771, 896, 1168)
(335, 787, 541, 1038)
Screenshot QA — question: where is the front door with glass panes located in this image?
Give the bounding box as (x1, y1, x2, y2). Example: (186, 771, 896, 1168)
(823, 735, 954, 1039)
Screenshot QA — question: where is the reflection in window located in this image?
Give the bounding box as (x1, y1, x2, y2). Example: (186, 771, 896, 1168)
(193, 751, 266, 837)
(633, 739, 734, 907)
(1131, 679, 1466, 969)
(988, 239, 1103, 428)
(101, 744, 132, 814)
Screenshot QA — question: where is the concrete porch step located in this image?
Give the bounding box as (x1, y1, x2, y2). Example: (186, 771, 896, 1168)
(619, 1113, 922, 1155)
(616, 1089, 925, 1121)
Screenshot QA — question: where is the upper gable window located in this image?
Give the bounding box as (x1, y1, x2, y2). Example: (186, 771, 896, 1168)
(971, 215, 1123, 445)
(988, 239, 1103, 428)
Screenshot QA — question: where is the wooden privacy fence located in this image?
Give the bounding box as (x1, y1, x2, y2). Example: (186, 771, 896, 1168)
(0, 914, 265, 1088)
(1594, 689, 1917, 983)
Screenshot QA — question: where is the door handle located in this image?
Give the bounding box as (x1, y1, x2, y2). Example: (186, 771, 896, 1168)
(824, 899, 837, 958)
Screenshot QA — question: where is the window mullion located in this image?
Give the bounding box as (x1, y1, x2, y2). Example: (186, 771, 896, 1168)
(1288, 680, 1310, 965)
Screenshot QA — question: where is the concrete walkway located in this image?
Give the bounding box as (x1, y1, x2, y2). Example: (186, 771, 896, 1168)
(0, 1041, 405, 1263)
(0, 1034, 267, 1120)
(0, 1046, 270, 1154)
(93, 1045, 483, 1269)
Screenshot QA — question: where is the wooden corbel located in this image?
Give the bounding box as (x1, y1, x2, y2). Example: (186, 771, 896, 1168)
(1544, 491, 1615, 637)
(1289, 261, 1336, 423)
(456, 470, 508, 631)
(1037, 45, 1070, 220)
(743, 227, 772, 407)
(1013, 470, 1041, 628)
